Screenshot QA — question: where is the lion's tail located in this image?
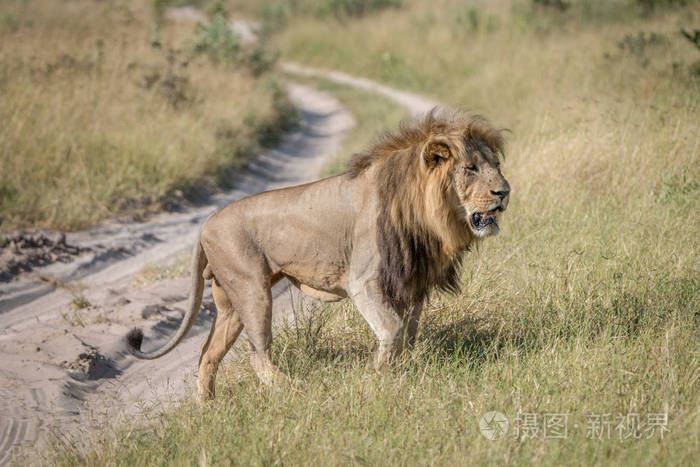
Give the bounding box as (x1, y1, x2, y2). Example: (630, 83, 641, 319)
(125, 236, 207, 360)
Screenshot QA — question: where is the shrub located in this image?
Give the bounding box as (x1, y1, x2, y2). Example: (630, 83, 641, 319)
(196, 12, 239, 63)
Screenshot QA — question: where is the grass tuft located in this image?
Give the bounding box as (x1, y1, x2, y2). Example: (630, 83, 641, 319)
(0, 0, 294, 231)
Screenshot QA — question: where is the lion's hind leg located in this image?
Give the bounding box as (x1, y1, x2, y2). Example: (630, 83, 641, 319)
(212, 269, 288, 387)
(197, 280, 244, 402)
(239, 285, 289, 386)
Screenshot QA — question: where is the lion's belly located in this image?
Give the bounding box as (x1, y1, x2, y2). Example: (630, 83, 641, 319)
(279, 259, 349, 297)
(299, 284, 346, 302)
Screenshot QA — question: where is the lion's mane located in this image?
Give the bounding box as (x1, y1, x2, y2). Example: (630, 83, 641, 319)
(346, 109, 504, 312)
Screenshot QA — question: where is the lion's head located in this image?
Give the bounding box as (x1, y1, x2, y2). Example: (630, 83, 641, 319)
(425, 124, 511, 240)
(347, 109, 510, 311)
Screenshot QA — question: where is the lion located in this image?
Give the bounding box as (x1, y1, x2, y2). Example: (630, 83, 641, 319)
(126, 109, 511, 401)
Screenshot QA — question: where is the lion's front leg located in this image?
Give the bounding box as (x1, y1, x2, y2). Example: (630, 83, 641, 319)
(348, 279, 407, 369)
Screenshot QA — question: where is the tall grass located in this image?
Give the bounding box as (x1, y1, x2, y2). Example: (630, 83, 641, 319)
(42, 278, 698, 464)
(0, 0, 293, 230)
(39, 0, 699, 464)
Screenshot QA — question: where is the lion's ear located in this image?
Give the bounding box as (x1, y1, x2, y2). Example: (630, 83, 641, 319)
(422, 141, 452, 169)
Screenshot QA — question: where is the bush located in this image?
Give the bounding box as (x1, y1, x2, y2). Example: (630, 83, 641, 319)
(196, 12, 239, 63)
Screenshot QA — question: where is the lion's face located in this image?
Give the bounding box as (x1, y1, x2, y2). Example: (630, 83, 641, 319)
(423, 136, 510, 240)
(451, 140, 510, 238)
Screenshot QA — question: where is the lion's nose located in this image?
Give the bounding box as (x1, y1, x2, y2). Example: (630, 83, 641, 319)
(491, 188, 510, 200)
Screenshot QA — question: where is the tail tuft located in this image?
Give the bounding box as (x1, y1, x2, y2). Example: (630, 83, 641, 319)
(126, 328, 144, 352)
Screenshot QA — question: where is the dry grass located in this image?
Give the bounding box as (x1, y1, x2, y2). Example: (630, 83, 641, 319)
(39, 0, 699, 465)
(0, 0, 292, 230)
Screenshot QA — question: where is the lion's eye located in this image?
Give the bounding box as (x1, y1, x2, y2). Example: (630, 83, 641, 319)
(465, 165, 478, 173)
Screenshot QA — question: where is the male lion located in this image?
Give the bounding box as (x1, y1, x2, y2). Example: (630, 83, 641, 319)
(127, 110, 511, 401)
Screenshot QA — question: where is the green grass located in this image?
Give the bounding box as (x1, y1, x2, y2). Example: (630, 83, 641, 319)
(39, 0, 699, 464)
(43, 278, 698, 464)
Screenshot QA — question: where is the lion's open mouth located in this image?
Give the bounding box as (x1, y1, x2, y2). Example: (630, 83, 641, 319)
(470, 207, 503, 230)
